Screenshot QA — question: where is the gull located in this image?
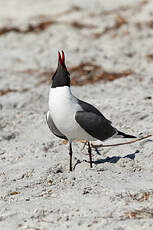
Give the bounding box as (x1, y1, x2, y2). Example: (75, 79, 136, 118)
(46, 51, 136, 171)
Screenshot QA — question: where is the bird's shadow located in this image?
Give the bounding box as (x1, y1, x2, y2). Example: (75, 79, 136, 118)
(93, 149, 140, 165)
(73, 150, 140, 170)
(73, 159, 82, 170)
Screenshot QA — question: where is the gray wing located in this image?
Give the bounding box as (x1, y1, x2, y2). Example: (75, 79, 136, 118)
(75, 111, 117, 141)
(46, 111, 67, 140)
(78, 99, 112, 124)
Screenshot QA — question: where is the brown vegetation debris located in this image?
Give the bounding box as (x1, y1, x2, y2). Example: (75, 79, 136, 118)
(115, 15, 127, 28)
(0, 20, 56, 35)
(71, 21, 95, 29)
(54, 6, 81, 18)
(0, 89, 18, 96)
(0, 6, 82, 36)
(147, 20, 153, 29)
(136, 20, 153, 31)
(103, 1, 147, 17)
(146, 54, 153, 60)
(36, 63, 133, 86)
(70, 62, 133, 86)
(9, 191, 21, 196)
(125, 208, 153, 219)
(128, 191, 151, 202)
(0, 88, 28, 96)
(93, 15, 127, 39)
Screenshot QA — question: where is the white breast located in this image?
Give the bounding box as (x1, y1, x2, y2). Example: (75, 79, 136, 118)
(49, 86, 96, 142)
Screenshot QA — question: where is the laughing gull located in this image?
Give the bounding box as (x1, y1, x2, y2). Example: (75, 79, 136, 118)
(47, 51, 136, 171)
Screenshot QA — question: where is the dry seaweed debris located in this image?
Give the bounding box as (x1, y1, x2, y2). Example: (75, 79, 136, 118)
(128, 191, 151, 202)
(0, 6, 81, 36)
(93, 15, 127, 39)
(70, 62, 133, 86)
(0, 20, 94, 36)
(146, 54, 153, 60)
(125, 208, 153, 219)
(135, 20, 153, 31)
(102, 0, 148, 16)
(0, 20, 56, 35)
(35, 62, 133, 86)
(71, 21, 95, 29)
(0, 88, 28, 96)
(0, 89, 18, 96)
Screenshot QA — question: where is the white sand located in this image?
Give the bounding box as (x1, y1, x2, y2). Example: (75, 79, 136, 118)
(0, 0, 153, 229)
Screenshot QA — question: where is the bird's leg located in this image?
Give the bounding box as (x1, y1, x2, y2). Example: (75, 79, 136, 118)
(88, 142, 92, 168)
(69, 142, 73, 171)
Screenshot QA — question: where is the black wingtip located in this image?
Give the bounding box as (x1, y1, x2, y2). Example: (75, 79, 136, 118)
(117, 131, 136, 138)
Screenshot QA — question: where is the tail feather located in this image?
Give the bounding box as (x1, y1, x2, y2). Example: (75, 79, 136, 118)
(117, 131, 136, 138)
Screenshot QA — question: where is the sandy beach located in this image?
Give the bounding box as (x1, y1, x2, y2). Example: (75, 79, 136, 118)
(0, 0, 153, 229)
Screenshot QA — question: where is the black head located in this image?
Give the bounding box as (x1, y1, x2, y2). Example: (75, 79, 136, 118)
(51, 51, 70, 88)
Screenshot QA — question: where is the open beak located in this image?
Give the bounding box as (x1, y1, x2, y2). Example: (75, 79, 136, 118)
(58, 50, 65, 66)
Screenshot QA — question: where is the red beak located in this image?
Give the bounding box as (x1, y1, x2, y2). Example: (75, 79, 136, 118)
(58, 51, 65, 66)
